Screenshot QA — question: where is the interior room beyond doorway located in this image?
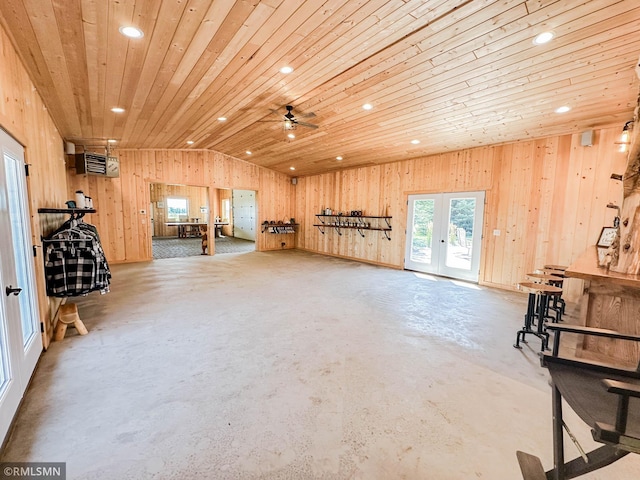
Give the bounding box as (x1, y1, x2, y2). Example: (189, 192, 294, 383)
(150, 184, 256, 259)
(150, 183, 209, 259)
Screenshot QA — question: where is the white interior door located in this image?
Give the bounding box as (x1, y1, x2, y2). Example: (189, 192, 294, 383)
(405, 191, 485, 282)
(0, 128, 42, 442)
(232, 190, 256, 241)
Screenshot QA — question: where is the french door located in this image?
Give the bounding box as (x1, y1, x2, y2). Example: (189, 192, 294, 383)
(0, 128, 42, 442)
(405, 191, 485, 282)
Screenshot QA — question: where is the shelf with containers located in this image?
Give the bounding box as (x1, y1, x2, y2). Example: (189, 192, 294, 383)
(313, 214, 392, 240)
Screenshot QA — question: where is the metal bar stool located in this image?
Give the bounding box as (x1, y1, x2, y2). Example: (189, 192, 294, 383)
(539, 268, 567, 315)
(514, 282, 563, 351)
(527, 272, 565, 323)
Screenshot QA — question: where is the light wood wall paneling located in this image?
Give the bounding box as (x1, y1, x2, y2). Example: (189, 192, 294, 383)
(67, 149, 296, 261)
(214, 188, 235, 237)
(0, 22, 69, 348)
(296, 126, 627, 302)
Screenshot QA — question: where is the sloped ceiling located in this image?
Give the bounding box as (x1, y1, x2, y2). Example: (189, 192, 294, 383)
(1, 0, 639, 176)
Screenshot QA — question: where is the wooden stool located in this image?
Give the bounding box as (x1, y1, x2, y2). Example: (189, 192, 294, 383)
(514, 282, 563, 351)
(54, 303, 88, 340)
(527, 272, 565, 322)
(543, 264, 568, 271)
(539, 268, 565, 277)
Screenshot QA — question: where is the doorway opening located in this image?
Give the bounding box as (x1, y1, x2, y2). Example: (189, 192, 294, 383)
(405, 191, 485, 282)
(150, 183, 209, 259)
(212, 188, 256, 255)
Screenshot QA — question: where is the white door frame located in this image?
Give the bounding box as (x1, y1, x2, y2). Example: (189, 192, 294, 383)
(405, 191, 485, 282)
(0, 128, 42, 442)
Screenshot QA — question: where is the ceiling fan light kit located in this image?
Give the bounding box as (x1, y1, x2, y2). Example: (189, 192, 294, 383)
(278, 105, 318, 131)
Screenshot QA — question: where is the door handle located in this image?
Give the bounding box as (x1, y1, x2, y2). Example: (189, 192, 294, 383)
(441, 239, 445, 243)
(5, 285, 22, 297)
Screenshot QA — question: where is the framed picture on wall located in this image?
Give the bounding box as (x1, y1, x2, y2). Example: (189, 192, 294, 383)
(157, 201, 164, 208)
(596, 227, 617, 248)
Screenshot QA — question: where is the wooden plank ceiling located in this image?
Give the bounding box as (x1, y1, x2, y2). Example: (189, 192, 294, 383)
(1, 0, 639, 176)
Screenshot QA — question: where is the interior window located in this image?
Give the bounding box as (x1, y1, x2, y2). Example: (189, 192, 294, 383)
(222, 199, 230, 221)
(167, 197, 188, 221)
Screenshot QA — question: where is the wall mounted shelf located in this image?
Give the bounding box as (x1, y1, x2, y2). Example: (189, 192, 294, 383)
(38, 208, 96, 215)
(314, 214, 392, 240)
(261, 223, 298, 234)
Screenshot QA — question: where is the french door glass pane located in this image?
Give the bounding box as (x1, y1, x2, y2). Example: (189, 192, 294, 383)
(0, 300, 10, 394)
(445, 198, 476, 271)
(4, 154, 37, 348)
(410, 199, 434, 264)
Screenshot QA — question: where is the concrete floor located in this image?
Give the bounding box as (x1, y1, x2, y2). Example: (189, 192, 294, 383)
(2, 250, 639, 479)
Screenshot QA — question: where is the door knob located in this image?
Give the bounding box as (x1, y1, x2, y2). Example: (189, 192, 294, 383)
(5, 285, 22, 297)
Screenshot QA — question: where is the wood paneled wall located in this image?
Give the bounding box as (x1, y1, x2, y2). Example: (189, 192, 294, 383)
(0, 23, 69, 347)
(215, 188, 234, 237)
(67, 149, 296, 261)
(149, 183, 209, 237)
(295, 127, 629, 302)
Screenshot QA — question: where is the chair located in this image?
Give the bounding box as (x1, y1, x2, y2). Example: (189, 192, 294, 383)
(517, 324, 640, 479)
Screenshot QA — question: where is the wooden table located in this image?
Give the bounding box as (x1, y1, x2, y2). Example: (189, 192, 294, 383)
(166, 222, 229, 238)
(165, 222, 204, 238)
(565, 248, 640, 368)
(212, 222, 228, 238)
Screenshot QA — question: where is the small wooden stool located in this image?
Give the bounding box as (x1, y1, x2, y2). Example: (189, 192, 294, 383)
(54, 303, 88, 341)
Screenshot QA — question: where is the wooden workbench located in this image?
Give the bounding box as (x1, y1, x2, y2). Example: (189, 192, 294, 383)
(565, 248, 640, 368)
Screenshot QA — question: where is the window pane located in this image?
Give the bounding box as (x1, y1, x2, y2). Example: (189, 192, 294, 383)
(167, 198, 188, 220)
(410, 199, 434, 264)
(4, 154, 37, 348)
(445, 198, 476, 271)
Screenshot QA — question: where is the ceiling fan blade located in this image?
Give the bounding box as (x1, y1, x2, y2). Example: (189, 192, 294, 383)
(299, 111, 316, 119)
(296, 121, 319, 129)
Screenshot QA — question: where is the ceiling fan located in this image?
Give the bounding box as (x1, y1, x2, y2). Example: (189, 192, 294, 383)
(273, 105, 318, 130)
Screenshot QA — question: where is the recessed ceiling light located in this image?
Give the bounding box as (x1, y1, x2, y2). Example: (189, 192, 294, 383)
(533, 31, 555, 45)
(280, 66, 293, 74)
(289, 166, 296, 170)
(186, 140, 194, 145)
(336, 156, 343, 161)
(362, 103, 373, 110)
(107, 139, 117, 143)
(555, 105, 571, 114)
(111, 107, 125, 113)
(246, 151, 252, 155)
(287, 133, 295, 139)
(119, 26, 144, 39)
(411, 139, 420, 144)
(217, 117, 227, 122)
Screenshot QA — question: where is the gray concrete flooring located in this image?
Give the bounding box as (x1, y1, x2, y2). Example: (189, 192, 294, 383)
(2, 250, 639, 479)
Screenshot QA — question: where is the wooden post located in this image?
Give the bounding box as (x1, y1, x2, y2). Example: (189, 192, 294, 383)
(610, 87, 640, 274)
